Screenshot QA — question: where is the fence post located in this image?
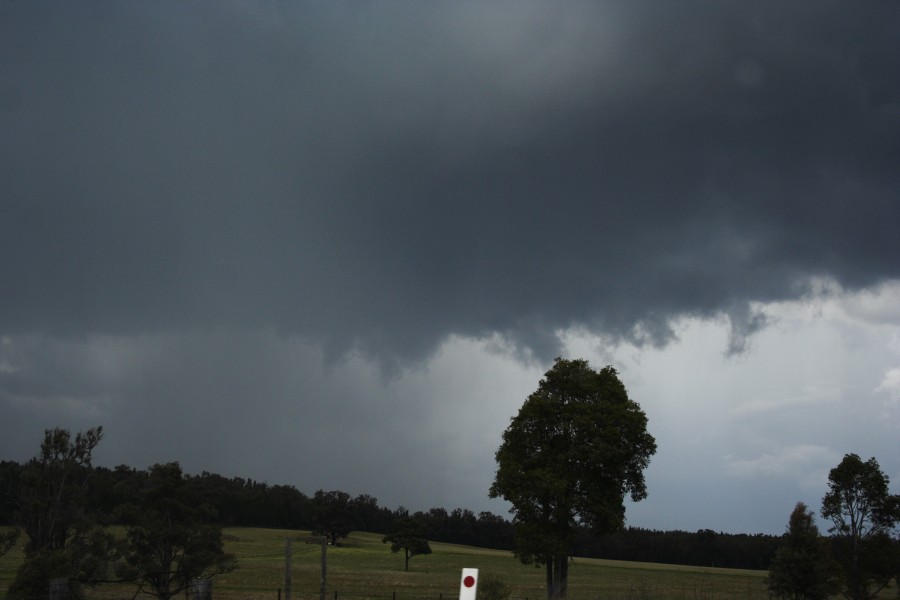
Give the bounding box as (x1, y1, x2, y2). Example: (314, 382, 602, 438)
(320, 536, 327, 600)
(191, 578, 212, 600)
(48, 578, 69, 600)
(285, 537, 292, 600)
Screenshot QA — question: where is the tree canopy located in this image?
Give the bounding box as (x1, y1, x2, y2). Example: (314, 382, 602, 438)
(16, 426, 103, 553)
(8, 426, 116, 600)
(382, 515, 432, 571)
(821, 453, 899, 600)
(117, 462, 236, 600)
(311, 490, 356, 546)
(490, 358, 656, 600)
(767, 502, 834, 600)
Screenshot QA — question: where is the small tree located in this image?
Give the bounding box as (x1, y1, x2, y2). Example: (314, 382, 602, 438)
(490, 358, 656, 600)
(821, 454, 899, 600)
(382, 516, 432, 571)
(767, 502, 834, 600)
(117, 463, 236, 600)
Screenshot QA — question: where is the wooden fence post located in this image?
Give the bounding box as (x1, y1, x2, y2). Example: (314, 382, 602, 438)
(319, 536, 327, 600)
(48, 578, 69, 600)
(191, 578, 212, 600)
(285, 537, 292, 600)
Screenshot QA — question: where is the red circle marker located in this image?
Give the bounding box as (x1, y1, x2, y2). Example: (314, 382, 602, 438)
(463, 575, 475, 588)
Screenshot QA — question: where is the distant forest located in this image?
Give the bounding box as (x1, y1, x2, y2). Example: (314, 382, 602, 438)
(0, 460, 780, 570)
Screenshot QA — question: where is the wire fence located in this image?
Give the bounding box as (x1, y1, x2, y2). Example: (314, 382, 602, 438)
(0, 581, 551, 600)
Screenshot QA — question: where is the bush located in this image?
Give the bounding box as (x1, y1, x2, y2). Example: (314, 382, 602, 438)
(8, 549, 73, 600)
(477, 573, 511, 600)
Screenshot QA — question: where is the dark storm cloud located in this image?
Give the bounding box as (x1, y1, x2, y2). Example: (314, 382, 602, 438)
(2, 2, 898, 366)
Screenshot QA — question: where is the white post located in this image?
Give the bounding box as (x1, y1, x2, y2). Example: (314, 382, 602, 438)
(459, 568, 478, 600)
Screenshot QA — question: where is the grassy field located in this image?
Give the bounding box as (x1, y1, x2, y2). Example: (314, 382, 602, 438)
(0, 527, 770, 600)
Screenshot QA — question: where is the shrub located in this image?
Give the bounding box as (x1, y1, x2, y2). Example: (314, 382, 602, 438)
(477, 573, 511, 600)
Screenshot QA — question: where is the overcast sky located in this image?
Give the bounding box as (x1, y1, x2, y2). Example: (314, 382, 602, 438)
(2, 2, 899, 536)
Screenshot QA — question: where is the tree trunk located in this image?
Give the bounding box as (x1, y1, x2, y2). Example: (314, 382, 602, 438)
(557, 555, 568, 600)
(850, 533, 860, 600)
(545, 560, 555, 600)
(545, 555, 569, 600)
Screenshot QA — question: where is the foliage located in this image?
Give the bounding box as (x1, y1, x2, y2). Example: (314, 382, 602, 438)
(116, 462, 236, 600)
(187, 471, 314, 530)
(477, 573, 512, 600)
(2, 443, 785, 574)
(9, 527, 121, 600)
(15, 426, 103, 553)
(766, 502, 834, 600)
(8, 426, 117, 599)
(0, 460, 20, 525)
(490, 358, 656, 600)
(311, 490, 355, 546)
(0, 527, 19, 557)
(415, 507, 511, 550)
(350, 493, 391, 533)
(7, 545, 72, 600)
(383, 515, 432, 571)
(571, 526, 780, 570)
(820, 454, 899, 600)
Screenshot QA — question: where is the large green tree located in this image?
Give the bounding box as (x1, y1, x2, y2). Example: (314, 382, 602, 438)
(821, 453, 899, 600)
(311, 490, 355, 546)
(117, 462, 236, 600)
(490, 358, 656, 600)
(767, 502, 834, 600)
(9, 426, 117, 600)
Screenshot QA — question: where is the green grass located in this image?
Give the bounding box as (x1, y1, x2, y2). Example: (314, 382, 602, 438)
(0, 528, 22, 600)
(1, 527, 770, 600)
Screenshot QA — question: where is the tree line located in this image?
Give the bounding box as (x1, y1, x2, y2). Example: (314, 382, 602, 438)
(571, 527, 779, 570)
(0, 430, 787, 591)
(1, 454, 782, 568)
(0, 450, 785, 569)
(0, 464, 515, 549)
